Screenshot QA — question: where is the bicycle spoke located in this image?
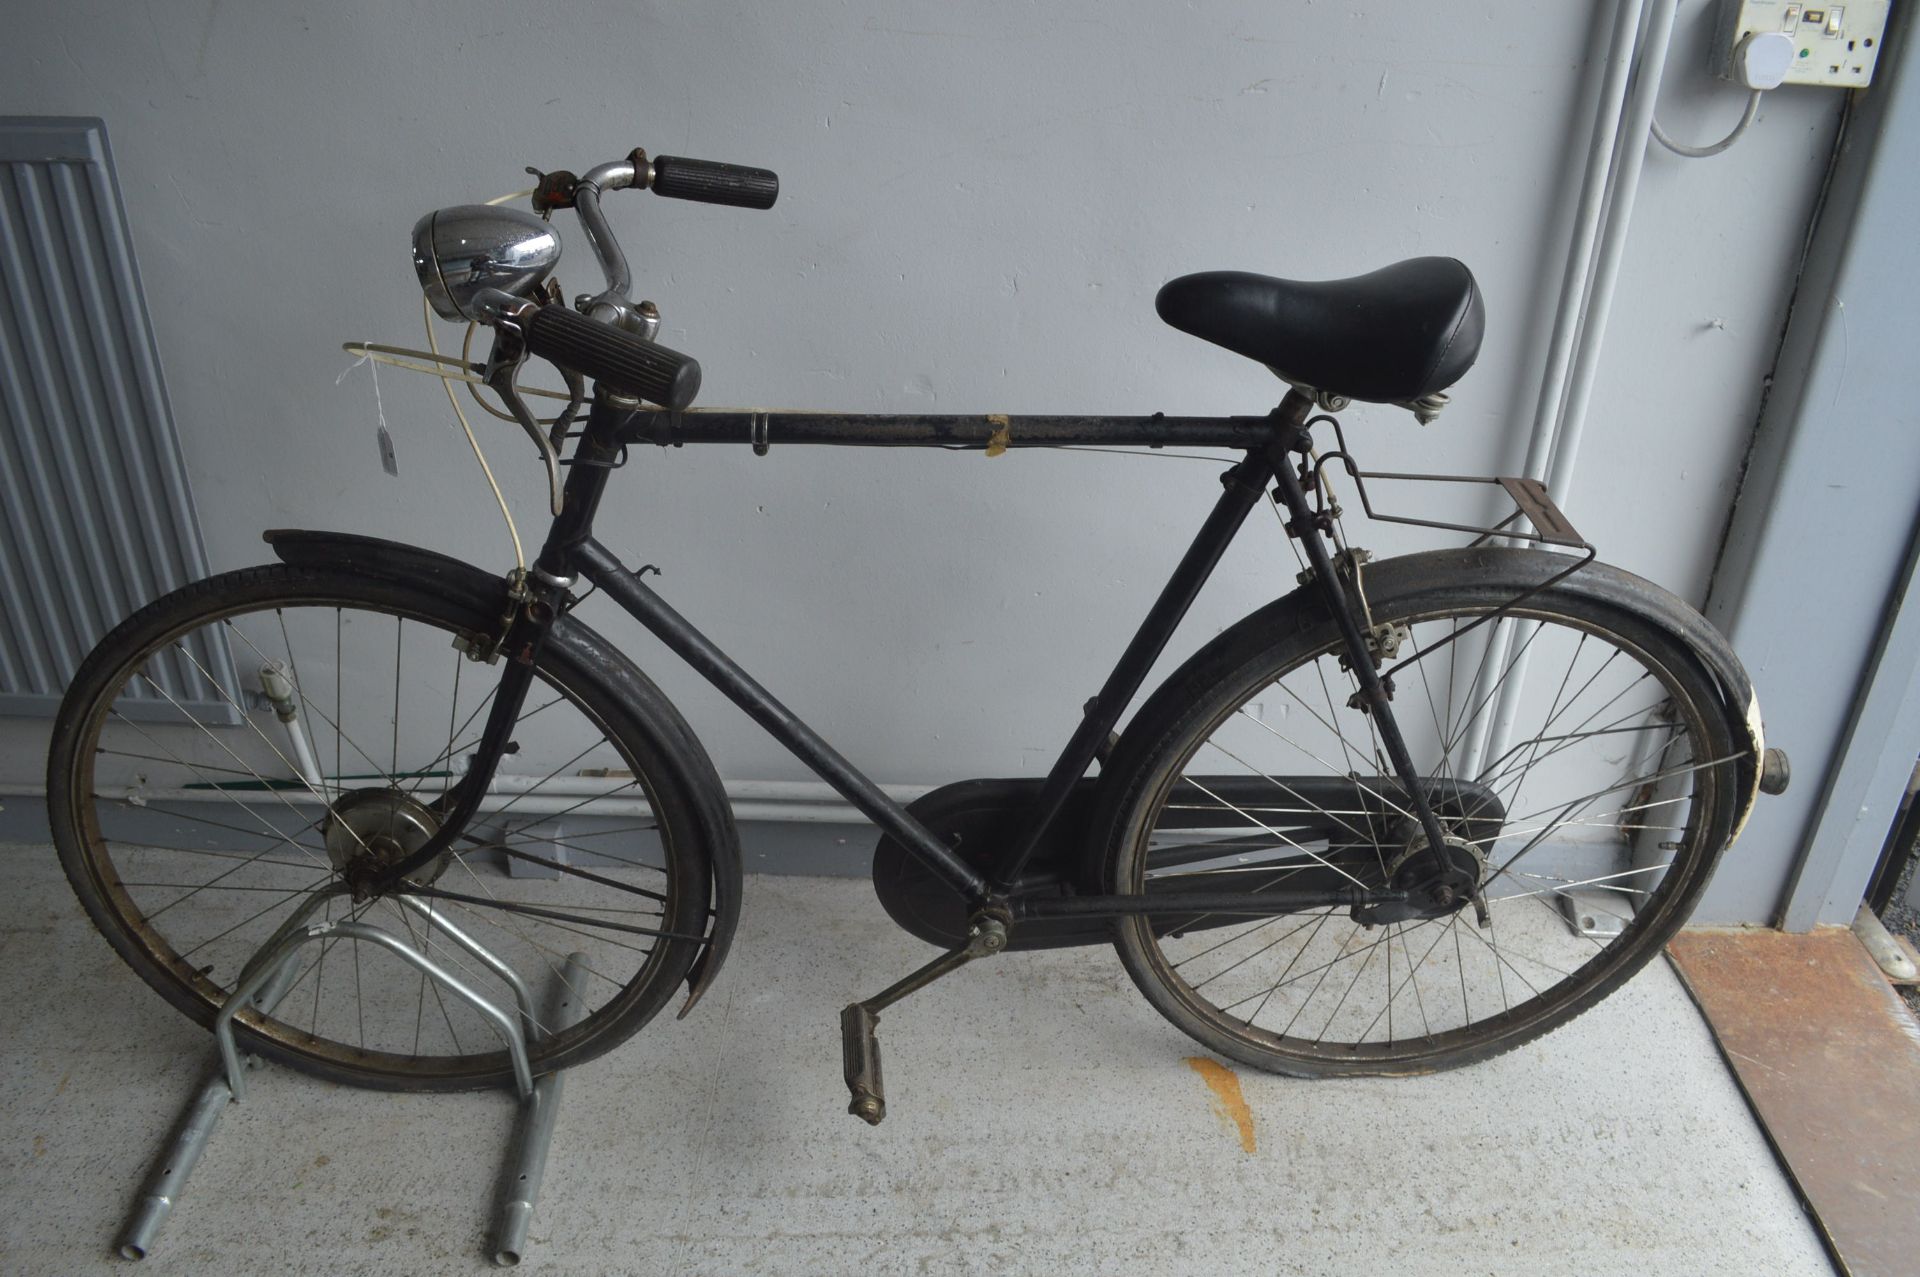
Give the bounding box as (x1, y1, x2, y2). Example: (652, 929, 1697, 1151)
(1310, 924, 1388, 1044)
(1229, 708, 1392, 846)
(1444, 617, 1546, 762)
(471, 840, 671, 904)
(430, 896, 632, 1006)
(221, 620, 394, 790)
(177, 874, 335, 960)
(1185, 911, 1334, 990)
(390, 900, 466, 1056)
(96, 749, 262, 778)
(107, 842, 322, 873)
(150, 645, 380, 862)
(1486, 632, 1593, 817)
(485, 743, 637, 824)
(1485, 863, 1666, 903)
(135, 803, 327, 854)
(107, 712, 332, 867)
(401, 885, 697, 944)
(1236, 912, 1327, 1029)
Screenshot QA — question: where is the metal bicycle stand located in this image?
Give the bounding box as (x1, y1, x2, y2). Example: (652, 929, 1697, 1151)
(115, 886, 588, 1267)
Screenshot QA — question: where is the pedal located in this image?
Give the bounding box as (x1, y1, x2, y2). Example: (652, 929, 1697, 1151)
(835, 914, 1008, 1125)
(840, 1004, 886, 1125)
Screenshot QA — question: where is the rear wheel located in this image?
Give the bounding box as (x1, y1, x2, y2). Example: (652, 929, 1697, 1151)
(48, 565, 712, 1090)
(1098, 551, 1745, 1076)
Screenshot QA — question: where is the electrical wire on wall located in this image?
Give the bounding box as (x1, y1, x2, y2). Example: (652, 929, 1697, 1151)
(1650, 27, 1795, 159)
(1653, 88, 1764, 156)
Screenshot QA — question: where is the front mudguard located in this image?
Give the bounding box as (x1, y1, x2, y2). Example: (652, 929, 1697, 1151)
(263, 529, 743, 1015)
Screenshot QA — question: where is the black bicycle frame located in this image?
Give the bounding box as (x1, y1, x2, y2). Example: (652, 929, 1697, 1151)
(424, 385, 1431, 922)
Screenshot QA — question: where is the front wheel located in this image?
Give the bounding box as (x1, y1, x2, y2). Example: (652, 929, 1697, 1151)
(1096, 549, 1746, 1077)
(48, 564, 713, 1090)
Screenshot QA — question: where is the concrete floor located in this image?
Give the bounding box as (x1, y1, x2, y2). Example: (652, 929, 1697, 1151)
(0, 847, 1830, 1276)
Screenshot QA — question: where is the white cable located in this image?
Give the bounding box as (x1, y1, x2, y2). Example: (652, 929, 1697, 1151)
(484, 187, 537, 206)
(338, 342, 572, 401)
(1652, 88, 1763, 158)
(422, 296, 526, 571)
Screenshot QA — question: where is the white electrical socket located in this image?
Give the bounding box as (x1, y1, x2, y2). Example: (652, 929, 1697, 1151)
(1714, 0, 1891, 87)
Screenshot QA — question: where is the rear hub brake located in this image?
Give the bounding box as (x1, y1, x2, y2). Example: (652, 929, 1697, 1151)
(1353, 832, 1486, 926)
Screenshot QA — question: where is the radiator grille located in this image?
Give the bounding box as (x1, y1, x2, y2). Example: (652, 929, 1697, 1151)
(0, 117, 236, 722)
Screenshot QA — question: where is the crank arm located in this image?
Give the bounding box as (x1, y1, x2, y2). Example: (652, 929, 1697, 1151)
(840, 915, 1008, 1126)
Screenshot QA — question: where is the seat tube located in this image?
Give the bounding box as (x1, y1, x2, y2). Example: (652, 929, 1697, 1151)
(1266, 433, 1456, 865)
(992, 397, 1311, 890)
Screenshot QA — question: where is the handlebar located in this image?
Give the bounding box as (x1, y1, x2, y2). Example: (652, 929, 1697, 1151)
(519, 302, 702, 410)
(502, 148, 779, 408)
(535, 150, 781, 211)
(648, 155, 779, 209)
(567, 154, 778, 305)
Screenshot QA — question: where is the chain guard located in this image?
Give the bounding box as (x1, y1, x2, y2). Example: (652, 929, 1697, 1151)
(871, 778, 1106, 952)
(871, 774, 1507, 949)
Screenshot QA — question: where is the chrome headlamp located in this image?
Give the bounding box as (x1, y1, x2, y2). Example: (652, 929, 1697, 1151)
(410, 205, 561, 321)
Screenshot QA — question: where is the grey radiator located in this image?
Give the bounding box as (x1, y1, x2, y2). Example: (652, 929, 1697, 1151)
(0, 117, 236, 722)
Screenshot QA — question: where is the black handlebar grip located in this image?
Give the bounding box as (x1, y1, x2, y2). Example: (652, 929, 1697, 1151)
(650, 155, 780, 209)
(523, 305, 702, 409)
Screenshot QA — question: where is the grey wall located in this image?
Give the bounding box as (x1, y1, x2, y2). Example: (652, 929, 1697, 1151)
(1701, 5, 1920, 927)
(0, 4, 1843, 865)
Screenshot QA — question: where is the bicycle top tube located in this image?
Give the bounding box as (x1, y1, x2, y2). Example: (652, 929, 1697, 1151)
(607, 408, 1288, 452)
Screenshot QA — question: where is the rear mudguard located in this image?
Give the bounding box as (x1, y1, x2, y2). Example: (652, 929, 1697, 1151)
(1374, 548, 1768, 843)
(263, 529, 743, 1015)
(1101, 547, 1768, 862)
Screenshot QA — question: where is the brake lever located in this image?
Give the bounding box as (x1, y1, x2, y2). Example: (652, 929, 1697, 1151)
(480, 327, 565, 515)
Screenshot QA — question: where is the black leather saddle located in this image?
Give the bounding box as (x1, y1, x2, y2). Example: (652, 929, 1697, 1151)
(1156, 257, 1484, 405)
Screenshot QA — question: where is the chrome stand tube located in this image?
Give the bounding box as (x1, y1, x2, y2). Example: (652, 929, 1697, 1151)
(491, 952, 589, 1267)
(114, 958, 304, 1260)
(393, 894, 541, 1038)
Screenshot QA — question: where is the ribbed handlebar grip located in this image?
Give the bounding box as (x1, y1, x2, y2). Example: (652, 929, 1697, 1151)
(523, 305, 701, 409)
(650, 155, 780, 209)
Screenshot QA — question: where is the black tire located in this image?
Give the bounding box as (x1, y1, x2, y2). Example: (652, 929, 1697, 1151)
(48, 565, 713, 1090)
(1095, 549, 1744, 1077)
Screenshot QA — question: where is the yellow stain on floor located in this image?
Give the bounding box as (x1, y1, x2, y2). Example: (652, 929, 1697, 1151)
(1185, 1056, 1256, 1153)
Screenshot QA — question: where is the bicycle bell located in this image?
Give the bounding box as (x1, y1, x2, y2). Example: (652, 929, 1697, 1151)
(411, 204, 561, 321)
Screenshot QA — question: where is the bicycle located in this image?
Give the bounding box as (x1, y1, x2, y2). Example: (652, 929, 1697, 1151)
(47, 148, 1790, 1123)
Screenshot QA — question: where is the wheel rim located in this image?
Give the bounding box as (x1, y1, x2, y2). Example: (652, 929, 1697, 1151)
(1120, 595, 1736, 1068)
(62, 581, 697, 1082)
